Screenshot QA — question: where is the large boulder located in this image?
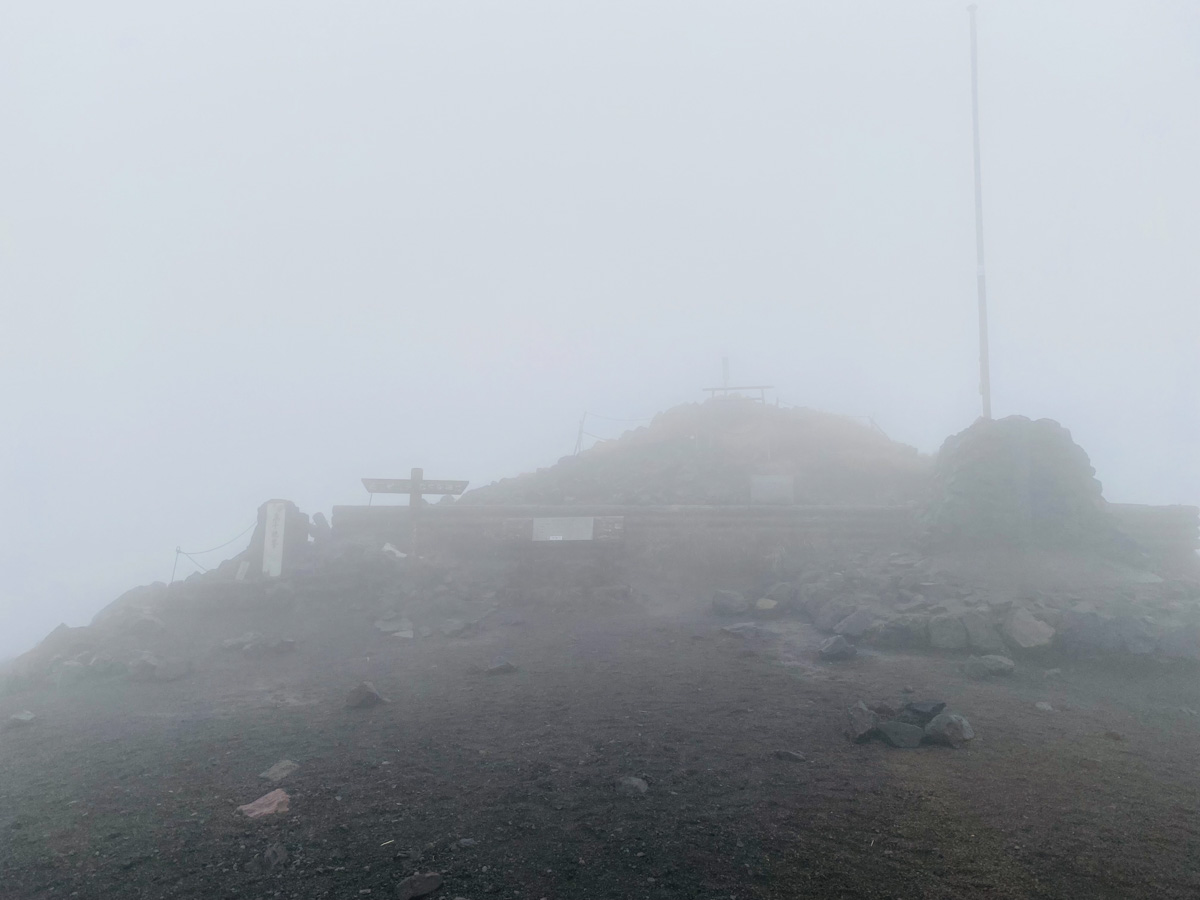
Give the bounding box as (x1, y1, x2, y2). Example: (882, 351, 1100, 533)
(833, 609, 878, 639)
(1002, 608, 1055, 651)
(924, 712, 976, 748)
(928, 614, 968, 650)
(866, 614, 930, 649)
(961, 609, 1009, 653)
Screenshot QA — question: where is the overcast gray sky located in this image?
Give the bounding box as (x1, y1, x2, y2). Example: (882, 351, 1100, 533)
(1, 1, 1197, 660)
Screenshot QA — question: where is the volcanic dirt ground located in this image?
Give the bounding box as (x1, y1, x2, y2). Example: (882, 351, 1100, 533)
(3, 583, 1200, 899)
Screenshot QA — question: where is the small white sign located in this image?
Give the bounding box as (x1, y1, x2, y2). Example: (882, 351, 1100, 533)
(532, 517, 595, 542)
(262, 501, 287, 577)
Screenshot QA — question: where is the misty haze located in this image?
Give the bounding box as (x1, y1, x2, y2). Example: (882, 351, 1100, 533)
(1, 2, 1198, 899)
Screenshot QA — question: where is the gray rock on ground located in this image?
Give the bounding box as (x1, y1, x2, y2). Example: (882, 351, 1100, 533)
(833, 608, 877, 639)
(928, 614, 968, 650)
(877, 720, 925, 748)
(396, 872, 444, 900)
(1003, 608, 1056, 651)
(260, 759, 300, 782)
(814, 598, 861, 632)
(963, 654, 1016, 679)
(5, 710, 36, 729)
(127, 652, 191, 683)
(615, 775, 649, 796)
(867, 614, 930, 649)
(345, 681, 389, 708)
(818, 635, 856, 661)
(846, 701, 879, 742)
(961, 609, 1009, 653)
(924, 712, 976, 747)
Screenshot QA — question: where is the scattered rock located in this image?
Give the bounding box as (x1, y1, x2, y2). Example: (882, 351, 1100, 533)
(237, 789, 290, 819)
(721, 622, 774, 641)
(485, 661, 518, 676)
(846, 701, 879, 742)
(833, 608, 877, 639)
(615, 776, 649, 796)
(127, 652, 191, 683)
(928, 614, 968, 650)
(396, 871, 443, 900)
(260, 759, 300, 782)
(896, 700, 946, 726)
(222, 632, 263, 651)
(963, 654, 1016, 679)
(818, 634, 856, 661)
(712, 590, 751, 616)
(1103, 730, 1124, 741)
(924, 712, 976, 748)
(5, 710, 36, 729)
(867, 700, 899, 718)
(754, 597, 780, 614)
(1002, 608, 1056, 651)
(960, 609, 1009, 653)
(771, 749, 806, 762)
(1035, 701, 1054, 712)
(814, 598, 860, 632)
(867, 614, 930, 649)
(345, 682, 389, 708)
(247, 841, 289, 873)
(438, 619, 473, 638)
(877, 720, 925, 748)
(375, 617, 415, 638)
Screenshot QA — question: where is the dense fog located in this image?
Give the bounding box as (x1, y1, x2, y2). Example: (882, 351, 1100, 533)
(2, 1, 1197, 659)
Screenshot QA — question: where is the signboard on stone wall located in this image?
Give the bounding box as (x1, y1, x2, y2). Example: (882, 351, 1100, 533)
(262, 501, 287, 577)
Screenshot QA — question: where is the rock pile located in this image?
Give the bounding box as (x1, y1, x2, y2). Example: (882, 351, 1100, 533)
(927, 416, 1120, 550)
(847, 699, 975, 749)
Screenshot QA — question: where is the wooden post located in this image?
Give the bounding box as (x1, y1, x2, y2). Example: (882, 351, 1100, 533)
(409, 466, 423, 554)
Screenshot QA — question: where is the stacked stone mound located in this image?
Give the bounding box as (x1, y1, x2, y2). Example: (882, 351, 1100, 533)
(928, 416, 1118, 549)
(463, 399, 930, 506)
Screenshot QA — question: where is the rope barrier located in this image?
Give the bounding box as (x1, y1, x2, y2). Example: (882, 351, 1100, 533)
(170, 521, 256, 583)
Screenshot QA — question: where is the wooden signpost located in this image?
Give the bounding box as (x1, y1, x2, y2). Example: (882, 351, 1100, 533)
(361, 468, 469, 552)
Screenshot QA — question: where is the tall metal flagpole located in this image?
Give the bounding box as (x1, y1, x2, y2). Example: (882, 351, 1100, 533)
(968, 4, 993, 419)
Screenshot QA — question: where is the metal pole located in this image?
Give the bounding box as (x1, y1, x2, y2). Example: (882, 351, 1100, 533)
(968, 4, 993, 419)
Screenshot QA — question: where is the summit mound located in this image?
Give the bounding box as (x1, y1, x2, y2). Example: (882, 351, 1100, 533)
(463, 399, 930, 506)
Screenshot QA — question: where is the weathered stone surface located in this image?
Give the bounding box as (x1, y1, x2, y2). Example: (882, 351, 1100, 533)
(485, 661, 518, 676)
(260, 759, 300, 782)
(961, 609, 1009, 653)
(222, 632, 263, 651)
(396, 871, 444, 900)
(127, 652, 191, 683)
(833, 609, 877, 639)
(5, 710, 36, 729)
(237, 789, 290, 818)
(877, 720, 924, 748)
(896, 700, 946, 726)
(866, 614, 930, 649)
(846, 701, 879, 742)
(924, 712, 975, 747)
(814, 598, 859, 632)
(928, 614, 968, 650)
(771, 749, 806, 762)
(818, 635, 856, 661)
(345, 681, 388, 708)
(963, 654, 1016, 679)
(712, 590, 750, 616)
(1035, 701, 1054, 712)
(1002, 608, 1055, 651)
(754, 597, 780, 614)
(615, 776, 648, 796)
